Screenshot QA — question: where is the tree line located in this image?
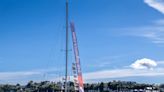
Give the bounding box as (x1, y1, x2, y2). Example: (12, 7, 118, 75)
(0, 80, 163, 92)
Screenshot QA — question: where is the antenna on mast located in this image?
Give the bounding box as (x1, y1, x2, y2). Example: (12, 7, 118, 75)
(65, 0, 69, 92)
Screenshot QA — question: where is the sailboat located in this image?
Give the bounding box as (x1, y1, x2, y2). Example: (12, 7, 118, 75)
(64, 0, 84, 92)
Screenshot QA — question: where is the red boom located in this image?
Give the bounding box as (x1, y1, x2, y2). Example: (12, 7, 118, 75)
(70, 22, 84, 92)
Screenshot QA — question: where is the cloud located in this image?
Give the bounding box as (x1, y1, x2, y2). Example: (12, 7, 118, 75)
(123, 26, 164, 44)
(144, 0, 164, 14)
(49, 67, 164, 83)
(82, 58, 164, 82)
(130, 58, 157, 69)
(0, 67, 62, 84)
(83, 68, 164, 81)
(0, 59, 163, 84)
(157, 61, 164, 64)
(0, 71, 41, 80)
(1, 61, 163, 84)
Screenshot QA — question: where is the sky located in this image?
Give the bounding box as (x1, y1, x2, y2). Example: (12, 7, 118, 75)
(0, 0, 164, 84)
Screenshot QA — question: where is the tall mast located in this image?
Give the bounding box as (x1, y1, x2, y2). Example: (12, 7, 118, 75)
(65, 0, 69, 92)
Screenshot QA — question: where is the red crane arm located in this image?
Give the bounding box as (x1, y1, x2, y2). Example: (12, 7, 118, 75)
(70, 22, 84, 92)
